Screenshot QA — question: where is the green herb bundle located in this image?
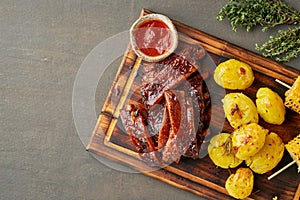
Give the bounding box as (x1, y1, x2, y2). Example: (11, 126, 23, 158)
(217, 0, 300, 62)
(256, 27, 300, 62)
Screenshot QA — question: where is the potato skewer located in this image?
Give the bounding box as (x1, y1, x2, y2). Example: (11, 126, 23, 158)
(268, 77, 300, 180)
(276, 76, 300, 114)
(285, 134, 300, 173)
(268, 134, 300, 180)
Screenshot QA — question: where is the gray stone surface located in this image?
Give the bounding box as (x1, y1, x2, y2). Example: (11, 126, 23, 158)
(1, 1, 299, 200)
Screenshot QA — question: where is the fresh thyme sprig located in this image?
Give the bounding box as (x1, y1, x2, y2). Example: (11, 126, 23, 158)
(217, 0, 300, 62)
(255, 27, 300, 62)
(217, 0, 300, 32)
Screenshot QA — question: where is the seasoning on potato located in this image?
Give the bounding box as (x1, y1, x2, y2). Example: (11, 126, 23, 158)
(222, 93, 259, 129)
(225, 168, 254, 199)
(256, 87, 286, 125)
(245, 132, 284, 174)
(208, 133, 243, 169)
(232, 123, 268, 160)
(214, 59, 254, 90)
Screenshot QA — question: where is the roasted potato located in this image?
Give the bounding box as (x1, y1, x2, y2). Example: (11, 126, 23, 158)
(225, 168, 254, 199)
(214, 59, 254, 90)
(256, 87, 286, 125)
(232, 123, 268, 160)
(222, 93, 259, 129)
(245, 132, 284, 174)
(208, 133, 243, 169)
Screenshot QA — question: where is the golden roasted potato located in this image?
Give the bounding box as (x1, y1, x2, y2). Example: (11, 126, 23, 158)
(245, 132, 284, 174)
(232, 123, 268, 160)
(214, 59, 254, 90)
(225, 168, 254, 199)
(256, 87, 286, 125)
(208, 133, 243, 169)
(222, 93, 259, 129)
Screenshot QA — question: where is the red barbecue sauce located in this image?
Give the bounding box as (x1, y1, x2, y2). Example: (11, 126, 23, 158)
(133, 19, 172, 57)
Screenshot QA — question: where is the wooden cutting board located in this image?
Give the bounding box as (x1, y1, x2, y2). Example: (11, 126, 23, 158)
(87, 8, 300, 200)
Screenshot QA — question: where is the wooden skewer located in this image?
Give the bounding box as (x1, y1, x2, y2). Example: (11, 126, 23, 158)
(275, 78, 292, 89)
(268, 160, 297, 180)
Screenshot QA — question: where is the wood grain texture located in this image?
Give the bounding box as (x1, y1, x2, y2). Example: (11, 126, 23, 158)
(87, 8, 300, 200)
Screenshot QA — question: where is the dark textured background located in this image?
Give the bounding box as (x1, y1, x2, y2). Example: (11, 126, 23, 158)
(1, 1, 300, 199)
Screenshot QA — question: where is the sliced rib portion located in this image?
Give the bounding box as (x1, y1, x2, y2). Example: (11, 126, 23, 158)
(120, 104, 161, 165)
(157, 106, 170, 149)
(141, 54, 197, 106)
(162, 90, 196, 163)
(119, 44, 212, 166)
